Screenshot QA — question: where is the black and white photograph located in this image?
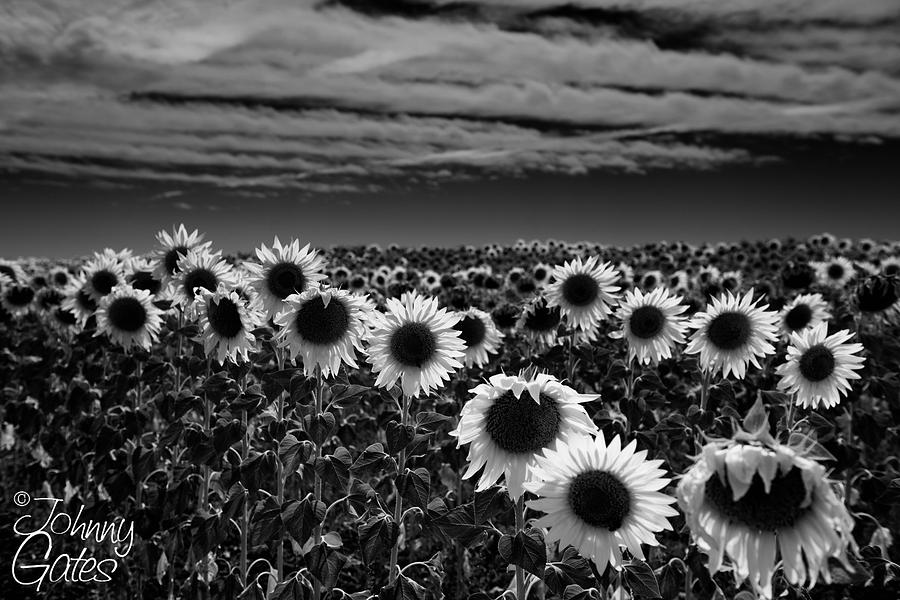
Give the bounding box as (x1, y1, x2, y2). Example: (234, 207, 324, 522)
(1, 1, 900, 599)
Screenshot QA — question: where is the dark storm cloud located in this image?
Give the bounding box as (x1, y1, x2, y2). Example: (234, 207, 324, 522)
(0, 0, 898, 194)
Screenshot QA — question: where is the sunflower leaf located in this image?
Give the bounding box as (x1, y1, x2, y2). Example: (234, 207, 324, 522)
(742, 394, 770, 435)
(624, 560, 661, 599)
(499, 528, 546, 578)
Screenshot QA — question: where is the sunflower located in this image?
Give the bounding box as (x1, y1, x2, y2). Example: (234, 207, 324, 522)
(275, 286, 369, 377)
(685, 291, 779, 379)
(49, 267, 71, 289)
(776, 322, 865, 410)
(453, 307, 503, 368)
(126, 257, 164, 297)
(517, 295, 562, 347)
(639, 269, 664, 291)
(610, 287, 688, 365)
(532, 263, 552, 288)
(451, 372, 598, 500)
(855, 275, 899, 317)
(61, 273, 97, 326)
(677, 417, 855, 599)
(526, 433, 678, 573)
(779, 293, 831, 336)
(153, 224, 211, 280)
(246, 237, 327, 319)
(0, 259, 27, 285)
(546, 256, 620, 331)
(365, 291, 465, 398)
(95, 284, 163, 350)
(170, 248, 236, 317)
(814, 256, 855, 289)
(82, 254, 126, 302)
(195, 284, 263, 364)
(35, 287, 64, 313)
(1, 283, 35, 316)
(880, 257, 900, 278)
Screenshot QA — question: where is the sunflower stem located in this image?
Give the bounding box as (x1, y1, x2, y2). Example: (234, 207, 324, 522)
(200, 357, 211, 516)
(515, 495, 526, 600)
(684, 564, 693, 600)
(275, 345, 286, 581)
(388, 392, 411, 584)
(240, 373, 250, 587)
(844, 406, 853, 507)
(312, 364, 325, 600)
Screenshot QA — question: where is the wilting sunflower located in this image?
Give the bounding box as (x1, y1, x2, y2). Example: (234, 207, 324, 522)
(82, 254, 126, 302)
(453, 307, 503, 368)
(35, 287, 64, 313)
(196, 284, 263, 364)
(546, 256, 620, 331)
(776, 322, 865, 409)
(1, 283, 35, 316)
(779, 293, 831, 336)
(171, 249, 236, 316)
(61, 273, 97, 326)
(366, 291, 465, 398)
(814, 256, 855, 289)
(517, 295, 562, 347)
(275, 287, 369, 377)
(451, 372, 598, 500)
(153, 224, 211, 280)
(526, 433, 678, 573)
(610, 287, 688, 365)
(855, 274, 899, 317)
(95, 284, 163, 350)
(685, 291, 779, 379)
(677, 415, 855, 599)
(246, 237, 326, 319)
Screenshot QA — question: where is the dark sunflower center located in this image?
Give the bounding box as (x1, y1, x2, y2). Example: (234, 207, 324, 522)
(534, 268, 547, 281)
(643, 275, 657, 288)
(524, 305, 561, 332)
(267, 262, 306, 300)
(798, 344, 835, 382)
(53, 271, 70, 286)
(827, 263, 845, 280)
(77, 289, 97, 311)
(183, 268, 217, 300)
(91, 270, 118, 296)
(568, 470, 632, 531)
(706, 312, 751, 350)
(207, 297, 243, 339)
(6, 286, 34, 307)
(857, 277, 898, 312)
(107, 296, 147, 332)
(561, 273, 600, 307)
(131, 271, 162, 296)
(164, 246, 188, 274)
(294, 296, 350, 345)
(629, 306, 665, 339)
(454, 315, 486, 348)
(784, 304, 812, 331)
(389, 322, 437, 367)
(38, 289, 63, 309)
(885, 264, 900, 277)
(704, 466, 810, 531)
(484, 390, 561, 454)
(54, 308, 77, 326)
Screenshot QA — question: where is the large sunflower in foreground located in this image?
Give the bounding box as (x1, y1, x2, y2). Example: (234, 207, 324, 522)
(546, 256, 620, 331)
(275, 286, 370, 377)
(677, 413, 855, 599)
(95, 284, 163, 350)
(451, 372, 598, 500)
(610, 287, 688, 365)
(453, 307, 503, 368)
(196, 284, 263, 364)
(526, 433, 677, 573)
(685, 290, 779, 379)
(776, 322, 866, 409)
(245, 237, 327, 319)
(366, 291, 464, 398)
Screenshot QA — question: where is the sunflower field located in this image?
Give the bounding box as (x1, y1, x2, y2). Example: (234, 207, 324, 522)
(1, 228, 899, 600)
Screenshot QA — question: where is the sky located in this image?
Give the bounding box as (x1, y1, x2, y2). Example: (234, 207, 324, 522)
(2, 0, 900, 257)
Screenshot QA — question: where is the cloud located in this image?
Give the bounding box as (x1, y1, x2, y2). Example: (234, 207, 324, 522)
(0, 0, 898, 192)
